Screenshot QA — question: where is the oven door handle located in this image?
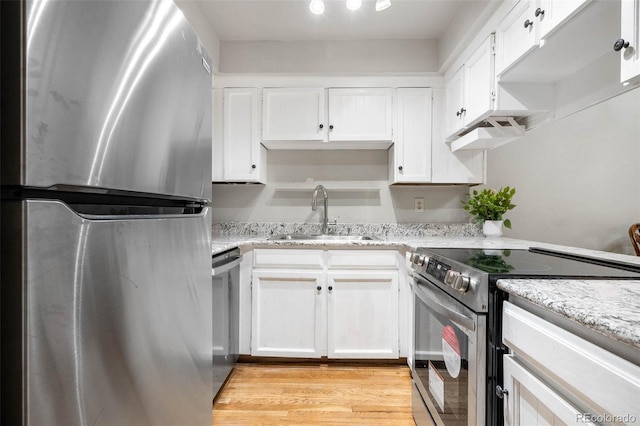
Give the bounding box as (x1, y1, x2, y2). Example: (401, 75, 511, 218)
(413, 276, 477, 333)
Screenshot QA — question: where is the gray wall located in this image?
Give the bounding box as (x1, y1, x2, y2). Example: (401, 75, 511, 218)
(218, 39, 439, 74)
(485, 88, 640, 255)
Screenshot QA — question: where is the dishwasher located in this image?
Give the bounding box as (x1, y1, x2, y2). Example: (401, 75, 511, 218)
(212, 248, 241, 397)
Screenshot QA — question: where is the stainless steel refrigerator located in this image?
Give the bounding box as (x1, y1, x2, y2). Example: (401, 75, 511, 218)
(1, 0, 213, 424)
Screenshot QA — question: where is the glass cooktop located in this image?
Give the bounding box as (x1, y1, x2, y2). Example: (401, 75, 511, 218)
(424, 247, 640, 278)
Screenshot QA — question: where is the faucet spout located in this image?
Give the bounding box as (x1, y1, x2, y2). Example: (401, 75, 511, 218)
(311, 185, 329, 234)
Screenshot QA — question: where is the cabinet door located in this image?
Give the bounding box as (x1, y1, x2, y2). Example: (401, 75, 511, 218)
(251, 270, 325, 358)
(326, 271, 399, 359)
(463, 35, 495, 127)
(328, 88, 393, 141)
(503, 355, 595, 426)
(495, 1, 538, 76)
(536, 0, 591, 40)
(223, 88, 262, 182)
(432, 89, 485, 184)
(620, 0, 640, 84)
(445, 66, 466, 139)
(392, 88, 432, 183)
(262, 88, 326, 141)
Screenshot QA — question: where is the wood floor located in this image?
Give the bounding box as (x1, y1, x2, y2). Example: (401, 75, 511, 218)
(213, 363, 416, 425)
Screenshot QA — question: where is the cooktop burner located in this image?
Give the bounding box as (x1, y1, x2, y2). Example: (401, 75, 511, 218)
(423, 247, 640, 278)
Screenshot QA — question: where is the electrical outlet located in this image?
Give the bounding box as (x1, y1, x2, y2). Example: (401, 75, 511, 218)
(414, 198, 425, 213)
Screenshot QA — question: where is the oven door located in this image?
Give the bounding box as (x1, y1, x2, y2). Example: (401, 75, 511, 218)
(412, 274, 486, 426)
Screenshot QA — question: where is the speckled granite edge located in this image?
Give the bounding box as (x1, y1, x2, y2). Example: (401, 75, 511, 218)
(212, 222, 483, 238)
(497, 278, 640, 350)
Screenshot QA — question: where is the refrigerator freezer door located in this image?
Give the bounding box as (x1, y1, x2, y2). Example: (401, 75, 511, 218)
(21, 200, 212, 425)
(23, 0, 211, 199)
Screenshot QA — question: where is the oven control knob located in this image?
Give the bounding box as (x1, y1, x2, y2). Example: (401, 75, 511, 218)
(410, 253, 426, 266)
(444, 270, 471, 292)
(452, 274, 471, 292)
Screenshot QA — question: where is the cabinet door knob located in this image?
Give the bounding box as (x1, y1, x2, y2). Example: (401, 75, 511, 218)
(496, 385, 509, 399)
(456, 107, 467, 117)
(329, 125, 334, 130)
(251, 164, 256, 169)
(398, 166, 403, 171)
(614, 38, 630, 51)
(317, 286, 322, 291)
(535, 7, 544, 17)
(319, 124, 324, 129)
(524, 19, 533, 29)
(328, 286, 333, 291)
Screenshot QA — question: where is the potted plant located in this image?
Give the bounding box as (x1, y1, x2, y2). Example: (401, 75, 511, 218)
(461, 186, 516, 237)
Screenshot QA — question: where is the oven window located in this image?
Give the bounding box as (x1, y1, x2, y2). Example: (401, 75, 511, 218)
(414, 290, 470, 425)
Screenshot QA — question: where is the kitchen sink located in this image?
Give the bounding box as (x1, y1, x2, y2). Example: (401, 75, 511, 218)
(268, 234, 378, 241)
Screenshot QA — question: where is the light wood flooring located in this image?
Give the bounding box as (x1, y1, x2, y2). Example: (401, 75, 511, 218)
(213, 363, 416, 425)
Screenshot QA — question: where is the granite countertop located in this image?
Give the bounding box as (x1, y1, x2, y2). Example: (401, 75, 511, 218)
(211, 225, 640, 356)
(497, 279, 640, 352)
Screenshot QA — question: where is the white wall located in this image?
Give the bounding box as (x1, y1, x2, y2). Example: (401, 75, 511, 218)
(485, 88, 640, 255)
(218, 39, 438, 74)
(211, 150, 470, 224)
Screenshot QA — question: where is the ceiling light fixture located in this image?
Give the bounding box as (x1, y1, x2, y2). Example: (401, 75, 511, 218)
(309, 0, 325, 14)
(375, 0, 391, 11)
(346, 0, 362, 11)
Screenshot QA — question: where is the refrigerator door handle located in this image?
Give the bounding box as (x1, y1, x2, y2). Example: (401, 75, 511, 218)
(74, 207, 208, 221)
(78, 210, 208, 221)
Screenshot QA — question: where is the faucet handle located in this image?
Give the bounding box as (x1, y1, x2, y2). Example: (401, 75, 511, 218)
(327, 217, 339, 234)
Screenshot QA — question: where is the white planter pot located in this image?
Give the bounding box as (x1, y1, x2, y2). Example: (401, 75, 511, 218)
(483, 220, 504, 238)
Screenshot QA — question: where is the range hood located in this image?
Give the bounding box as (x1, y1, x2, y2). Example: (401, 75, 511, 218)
(449, 116, 525, 152)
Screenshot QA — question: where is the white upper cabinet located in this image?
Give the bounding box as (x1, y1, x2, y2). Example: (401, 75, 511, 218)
(536, 0, 590, 40)
(446, 35, 496, 139)
(445, 65, 466, 138)
(495, 1, 539, 77)
(261, 87, 392, 149)
(619, 0, 640, 85)
(222, 88, 266, 183)
(495, 0, 597, 80)
(390, 88, 433, 183)
(327, 88, 393, 142)
(262, 87, 326, 142)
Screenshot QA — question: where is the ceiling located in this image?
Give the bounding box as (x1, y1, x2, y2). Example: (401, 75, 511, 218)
(196, 0, 490, 42)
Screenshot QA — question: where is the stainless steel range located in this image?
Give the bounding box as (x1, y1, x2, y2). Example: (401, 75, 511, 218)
(409, 247, 640, 426)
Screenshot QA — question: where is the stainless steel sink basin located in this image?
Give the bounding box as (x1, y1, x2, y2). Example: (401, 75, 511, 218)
(268, 234, 378, 241)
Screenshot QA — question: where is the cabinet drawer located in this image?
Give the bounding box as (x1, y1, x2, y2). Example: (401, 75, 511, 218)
(503, 302, 640, 421)
(326, 250, 398, 270)
(253, 249, 324, 269)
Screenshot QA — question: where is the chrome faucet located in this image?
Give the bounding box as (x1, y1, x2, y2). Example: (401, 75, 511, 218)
(311, 184, 329, 234)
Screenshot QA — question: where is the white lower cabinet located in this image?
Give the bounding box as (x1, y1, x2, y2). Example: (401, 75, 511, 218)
(502, 302, 640, 425)
(251, 270, 325, 358)
(503, 355, 594, 426)
(251, 249, 400, 359)
(327, 271, 399, 359)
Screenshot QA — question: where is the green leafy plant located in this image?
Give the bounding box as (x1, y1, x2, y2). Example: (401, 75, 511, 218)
(467, 250, 514, 273)
(461, 186, 516, 229)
